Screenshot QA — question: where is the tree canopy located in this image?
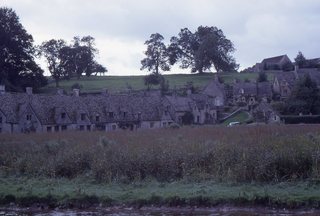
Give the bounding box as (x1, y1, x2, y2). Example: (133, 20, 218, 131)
(39, 36, 107, 87)
(285, 74, 320, 115)
(294, 51, 307, 68)
(168, 26, 239, 73)
(141, 33, 170, 74)
(0, 7, 47, 91)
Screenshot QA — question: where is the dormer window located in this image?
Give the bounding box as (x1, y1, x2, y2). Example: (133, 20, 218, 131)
(26, 114, 32, 121)
(81, 113, 86, 121)
(61, 113, 66, 119)
(96, 115, 100, 122)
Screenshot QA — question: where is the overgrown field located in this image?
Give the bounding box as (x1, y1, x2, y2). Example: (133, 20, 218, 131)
(1, 125, 319, 183)
(40, 72, 273, 93)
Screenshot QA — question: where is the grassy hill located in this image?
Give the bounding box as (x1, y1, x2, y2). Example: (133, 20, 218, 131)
(40, 72, 274, 93)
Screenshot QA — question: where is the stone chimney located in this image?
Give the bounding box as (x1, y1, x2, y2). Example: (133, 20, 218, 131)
(57, 89, 64, 96)
(73, 89, 80, 97)
(0, 85, 5, 95)
(26, 87, 33, 95)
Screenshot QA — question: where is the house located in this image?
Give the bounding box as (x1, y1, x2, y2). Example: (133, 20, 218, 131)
(0, 84, 222, 134)
(272, 71, 297, 99)
(252, 102, 280, 124)
(254, 55, 293, 72)
(273, 68, 320, 99)
(202, 78, 226, 106)
(232, 81, 272, 107)
(164, 94, 217, 125)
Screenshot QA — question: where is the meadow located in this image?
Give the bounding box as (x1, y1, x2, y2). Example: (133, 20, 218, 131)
(1, 125, 320, 208)
(40, 72, 273, 93)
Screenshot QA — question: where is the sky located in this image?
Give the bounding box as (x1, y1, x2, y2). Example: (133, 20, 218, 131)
(2, 0, 320, 76)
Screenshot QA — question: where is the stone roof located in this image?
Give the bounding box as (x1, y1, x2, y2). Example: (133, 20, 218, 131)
(261, 55, 289, 64)
(0, 92, 165, 124)
(233, 82, 257, 96)
(257, 82, 273, 98)
(274, 71, 297, 88)
(203, 79, 225, 98)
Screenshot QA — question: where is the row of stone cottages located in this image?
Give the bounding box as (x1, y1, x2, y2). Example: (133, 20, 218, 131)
(0, 86, 220, 133)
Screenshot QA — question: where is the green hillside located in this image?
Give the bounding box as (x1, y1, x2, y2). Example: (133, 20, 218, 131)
(40, 72, 273, 93)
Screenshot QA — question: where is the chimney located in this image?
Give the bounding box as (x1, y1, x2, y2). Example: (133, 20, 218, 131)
(101, 88, 109, 96)
(26, 87, 33, 95)
(73, 89, 80, 97)
(57, 89, 64, 96)
(0, 85, 5, 95)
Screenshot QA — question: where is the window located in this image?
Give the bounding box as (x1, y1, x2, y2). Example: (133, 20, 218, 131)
(0, 127, 2, 133)
(197, 116, 200, 123)
(164, 110, 168, 116)
(61, 113, 66, 119)
(80, 125, 85, 131)
(26, 114, 32, 121)
(163, 122, 167, 127)
(81, 113, 86, 121)
(47, 126, 52, 132)
(87, 125, 91, 131)
(54, 125, 59, 132)
(96, 115, 100, 122)
(138, 112, 141, 119)
(150, 122, 154, 128)
(0, 116, 2, 123)
(109, 112, 114, 118)
(61, 125, 67, 131)
(123, 112, 127, 118)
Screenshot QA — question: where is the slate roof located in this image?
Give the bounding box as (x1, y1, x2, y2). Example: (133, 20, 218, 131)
(274, 71, 297, 88)
(0, 92, 166, 125)
(233, 82, 257, 96)
(203, 79, 225, 98)
(261, 55, 288, 64)
(257, 82, 273, 98)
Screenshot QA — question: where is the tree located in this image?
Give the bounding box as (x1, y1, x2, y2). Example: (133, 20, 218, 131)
(141, 33, 170, 74)
(39, 39, 66, 87)
(168, 26, 238, 74)
(0, 7, 47, 91)
(285, 74, 320, 115)
(294, 51, 307, 68)
(59, 36, 106, 79)
(144, 73, 164, 89)
(257, 72, 267, 82)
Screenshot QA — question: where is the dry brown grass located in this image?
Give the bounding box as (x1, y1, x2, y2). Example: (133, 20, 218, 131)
(1, 125, 320, 183)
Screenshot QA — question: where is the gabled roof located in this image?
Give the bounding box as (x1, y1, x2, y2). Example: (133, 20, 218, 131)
(274, 71, 297, 88)
(203, 79, 225, 98)
(262, 55, 289, 64)
(233, 82, 257, 96)
(165, 95, 194, 112)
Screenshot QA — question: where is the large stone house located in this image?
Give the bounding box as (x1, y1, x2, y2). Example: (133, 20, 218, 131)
(254, 55, 293, 72)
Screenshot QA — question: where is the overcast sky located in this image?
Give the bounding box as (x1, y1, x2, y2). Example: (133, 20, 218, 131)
(2, 0, 320, 75)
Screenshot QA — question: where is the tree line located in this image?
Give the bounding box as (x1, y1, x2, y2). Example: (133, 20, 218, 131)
(140, 27, 238, 87)
(0, 7, 107, 91)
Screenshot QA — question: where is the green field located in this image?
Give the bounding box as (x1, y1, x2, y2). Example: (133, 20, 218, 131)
(40, 72, 273, 93)
(222, 111, 251, 125)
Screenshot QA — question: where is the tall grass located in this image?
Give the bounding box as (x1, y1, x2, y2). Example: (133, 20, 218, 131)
(0, 125, 320, 183)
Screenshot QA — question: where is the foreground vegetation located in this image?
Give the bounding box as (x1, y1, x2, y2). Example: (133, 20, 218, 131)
(1, 125, 320, 208)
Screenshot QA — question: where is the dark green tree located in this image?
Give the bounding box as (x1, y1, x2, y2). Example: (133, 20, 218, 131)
(141, 33, 170, 74)
(257, 72, 268, 82)
(39, 39, 66, 87)
(144, 73, 164, 90)
(168, 26, 238, 74)
(285, 74, 320, 115)
(294, 51, 307, 68)
(0, 7, 47, 91)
